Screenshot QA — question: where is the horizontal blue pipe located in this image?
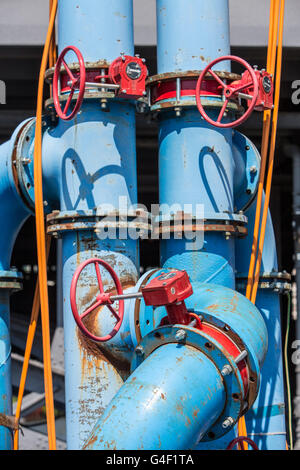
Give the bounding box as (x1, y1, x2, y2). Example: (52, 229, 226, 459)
(84, 342, 226, 450)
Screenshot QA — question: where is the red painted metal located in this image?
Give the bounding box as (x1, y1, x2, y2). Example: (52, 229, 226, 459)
(196, 55, 259, 128)
(109, 55, 148, 99)
(238, 69, 274, 112)
(151, 78, 222, 104)
(53, 46, 86, 121)
(198, 322, 249, 396)
(142, 270, 193, 325)
(227, 436, 259, 450)
(60, 69, 110, 93)
(70, 258, 124, 343)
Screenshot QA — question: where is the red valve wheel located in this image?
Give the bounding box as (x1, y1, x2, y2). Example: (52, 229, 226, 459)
(196, 55, 259, 128)
(53, 46, 86, 121)
(226, 436, 259, 451)
(70, 258, 124, 342)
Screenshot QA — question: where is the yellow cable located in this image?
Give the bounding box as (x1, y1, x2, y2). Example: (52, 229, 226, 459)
(33, 0, 58, 450)
(13, 236, 52, 450)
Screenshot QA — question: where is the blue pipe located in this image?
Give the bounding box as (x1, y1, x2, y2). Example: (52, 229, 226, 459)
(235, 197, 287, 450)
(58, 0, 134, 62)
(159, 111, 236, 287)
(53, 0, 138, 449)
(84, 342, 226, 450)
(0, 291, 12, 450)
(0, 124, 31, 449)
(157, 0, 230, 73)
(156, 0, 236, 288)
(155, 0, 272, 451)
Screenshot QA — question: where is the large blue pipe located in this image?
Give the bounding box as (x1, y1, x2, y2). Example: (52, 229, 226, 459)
(157, 0, 235, 287)
(83, 0, 268, 451)
(84, 343, 226, 450)
(156, 0, 272, 451)
(156, 0, 230, 73)
(53, 0, 138, 450)
(0, 124, 31, 449)
(235, 197, 287, 450)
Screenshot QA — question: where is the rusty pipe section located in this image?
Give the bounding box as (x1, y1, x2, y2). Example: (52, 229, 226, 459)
(84, 342, 226, 450)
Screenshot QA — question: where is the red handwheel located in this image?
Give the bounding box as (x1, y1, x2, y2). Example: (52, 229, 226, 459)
(196, 55, 259, 128)
(53, 46, 86, 121)
(70, 258, 124, 342)
(226, 436, 259, 451)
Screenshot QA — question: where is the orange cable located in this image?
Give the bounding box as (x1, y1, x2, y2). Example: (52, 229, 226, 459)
(33, 0, 58, 450)
(237, 0, 281, 449)
(251, 0, 285, 305)
(245, 0, 280, 300)
(13, 236, 52, 450)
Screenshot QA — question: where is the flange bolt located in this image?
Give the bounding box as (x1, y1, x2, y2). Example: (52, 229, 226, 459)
(222, 417, 235, 429)
(221, 364, 233, 377)
(175, 329, 187, 342)
(135, 345, 144, 356)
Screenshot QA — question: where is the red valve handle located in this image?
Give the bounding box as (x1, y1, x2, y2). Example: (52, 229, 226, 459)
(196, 55, 259, 128)
(226, 436, 259, 451)
(53, 46, 86, 121)
(70, 258, 124, 342)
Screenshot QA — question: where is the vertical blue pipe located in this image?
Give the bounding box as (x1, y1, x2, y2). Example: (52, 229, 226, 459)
(157, 0, 235, 287)
(53, 0, 138, 449)
(0, 291, 12, 450)
(157, 0, 230, 73)
(235, 197, 286, 450)
(58, 0, 134, 61)
(0, 130, 31, 449)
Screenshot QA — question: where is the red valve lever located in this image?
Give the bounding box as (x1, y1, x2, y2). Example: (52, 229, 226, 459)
(196, 55, 260, 128)
(53, 46, 86, 121)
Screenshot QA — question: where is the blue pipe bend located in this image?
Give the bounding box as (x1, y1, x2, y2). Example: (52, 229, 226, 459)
(84, 342, 226, 450)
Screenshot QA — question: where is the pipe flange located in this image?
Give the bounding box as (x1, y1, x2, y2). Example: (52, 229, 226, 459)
(146, 70, 243, 115)
(45, 90, 118, 116)
(131, 323, 247, 441)
(0, 270, 23, 291)
(236, 271, 292, 293)
(12, 118, 53, 215)
(154, 211, 248, 239)
(232, 131, 261, 213)
(146, 70, 242, 86)
(149, 98, 242, 117)
(45, 61, 111, 84)
(45, 60, 141, 115)
(47, 209, 152, 238)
